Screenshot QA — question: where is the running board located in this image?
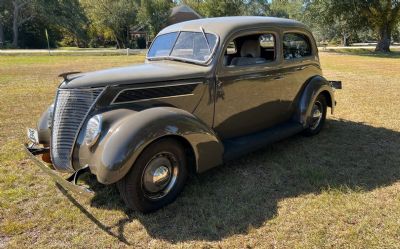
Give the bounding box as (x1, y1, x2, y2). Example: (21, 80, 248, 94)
(223, 122, 304, 161)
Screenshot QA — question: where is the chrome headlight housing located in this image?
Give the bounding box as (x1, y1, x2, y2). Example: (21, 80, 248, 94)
(84, 114, 102, 146)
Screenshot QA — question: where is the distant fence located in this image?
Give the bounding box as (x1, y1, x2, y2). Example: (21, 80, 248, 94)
(0, 48, 148, 56)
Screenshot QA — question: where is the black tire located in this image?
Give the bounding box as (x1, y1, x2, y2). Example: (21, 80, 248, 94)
(117, 138, 188, 213)
(302, 94, 327, 136)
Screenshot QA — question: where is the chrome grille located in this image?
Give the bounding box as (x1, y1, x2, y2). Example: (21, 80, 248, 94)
(51, 88, 103, 171)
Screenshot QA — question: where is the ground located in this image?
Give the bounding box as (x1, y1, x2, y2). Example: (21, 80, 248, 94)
(0, 51, 399, 248)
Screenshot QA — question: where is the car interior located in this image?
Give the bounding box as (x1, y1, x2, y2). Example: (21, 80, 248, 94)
(283, 33, 312, 60)
(224, 34, 275, 66)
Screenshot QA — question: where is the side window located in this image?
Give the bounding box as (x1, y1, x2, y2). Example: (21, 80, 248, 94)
(224, 33, 276, 67)
(283, 33, 312, 60)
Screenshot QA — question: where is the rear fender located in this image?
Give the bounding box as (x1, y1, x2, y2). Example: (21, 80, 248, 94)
(295, 75, 335, 127)
(78, 107, 223, 184)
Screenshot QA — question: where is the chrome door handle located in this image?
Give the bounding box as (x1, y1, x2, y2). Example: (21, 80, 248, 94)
(295, 66, 306, 71)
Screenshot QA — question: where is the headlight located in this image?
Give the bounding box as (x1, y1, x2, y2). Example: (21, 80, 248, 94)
(84, 114, 102, 146)
(47, 103, 55, 128)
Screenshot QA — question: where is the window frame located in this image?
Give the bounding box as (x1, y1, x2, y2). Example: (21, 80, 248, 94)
(282, 31, 315, 62)
(218, 28, 281, 73)
(146, 30, 220, 66)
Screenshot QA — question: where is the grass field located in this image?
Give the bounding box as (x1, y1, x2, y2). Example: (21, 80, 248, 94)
(1, 51, 400, 248)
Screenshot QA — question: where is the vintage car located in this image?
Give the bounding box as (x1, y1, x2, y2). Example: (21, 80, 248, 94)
(25, 16, 341, 213)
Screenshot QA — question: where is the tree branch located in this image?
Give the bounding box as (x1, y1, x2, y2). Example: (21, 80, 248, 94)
(17, 1, 28, 9)
(18, 14, 34, 25)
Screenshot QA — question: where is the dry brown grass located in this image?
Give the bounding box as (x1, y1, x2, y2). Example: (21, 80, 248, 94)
(0, 52, 400, 248)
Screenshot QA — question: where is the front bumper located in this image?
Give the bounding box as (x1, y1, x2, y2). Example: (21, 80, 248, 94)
(23, 143, 94, 197)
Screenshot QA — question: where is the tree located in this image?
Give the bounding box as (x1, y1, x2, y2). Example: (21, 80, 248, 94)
(11, 0, 36, 47)
(180, 0, 246, 17)
(38, 0, 88, 47)
(81, 0, 138, 48)
(268, 0, 303, 20)
(304, 0, 400, 51)
(303, 1, 367, 46)
(138, 0, 174, 37)
(203, 0, 246, 17)
(0, 0, 10, 47)
(357, 0, 400, 52)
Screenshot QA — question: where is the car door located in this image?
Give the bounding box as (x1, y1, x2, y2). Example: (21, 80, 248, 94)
(213, 29, 292, 139)
(280, 31, 321, 106)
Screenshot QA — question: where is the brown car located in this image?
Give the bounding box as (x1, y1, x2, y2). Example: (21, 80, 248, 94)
(25, 16, 341, 213)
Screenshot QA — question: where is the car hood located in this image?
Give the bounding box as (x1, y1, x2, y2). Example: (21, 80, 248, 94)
(59, 61, 210, 89)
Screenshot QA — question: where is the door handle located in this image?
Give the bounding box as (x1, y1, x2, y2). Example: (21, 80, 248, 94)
(295, 66, 306, 71)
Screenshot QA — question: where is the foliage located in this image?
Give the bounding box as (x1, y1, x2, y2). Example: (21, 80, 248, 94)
(138, 0, 173, 37)
(39, 0, 89, 47)
(181, 0, 247, 17)
(80, 0, 138, 48)
(357, 0, 400, 51)
(0, 0, 399, 51)
(303, 0, 400, 51)
(268, 0, 303, 20)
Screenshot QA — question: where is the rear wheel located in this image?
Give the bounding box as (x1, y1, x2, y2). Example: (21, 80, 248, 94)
(117, 138, 188, 213)
(303, 94, 327, 136)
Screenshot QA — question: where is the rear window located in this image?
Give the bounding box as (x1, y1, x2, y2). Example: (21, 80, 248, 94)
(283, 33, 312, 60)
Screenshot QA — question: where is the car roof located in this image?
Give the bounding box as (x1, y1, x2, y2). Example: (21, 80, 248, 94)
(158, 16, 309, 39)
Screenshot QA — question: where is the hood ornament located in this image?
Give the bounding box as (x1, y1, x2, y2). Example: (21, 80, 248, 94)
(58, 71, 82, 81)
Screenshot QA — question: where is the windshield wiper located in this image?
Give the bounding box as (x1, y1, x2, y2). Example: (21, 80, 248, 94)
(200, 27, 211, 53)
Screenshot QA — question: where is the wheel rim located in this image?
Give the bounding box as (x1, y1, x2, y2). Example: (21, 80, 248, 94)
(141, 152, 179, 200)
(310, 101, 323, 130)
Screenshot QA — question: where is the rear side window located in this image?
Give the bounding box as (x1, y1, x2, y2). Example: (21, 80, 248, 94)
(283, 33, 312, 60)
(223, 33, 276, 67)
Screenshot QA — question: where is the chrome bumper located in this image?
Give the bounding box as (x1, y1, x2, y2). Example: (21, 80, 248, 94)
(23, 143, 94, 197)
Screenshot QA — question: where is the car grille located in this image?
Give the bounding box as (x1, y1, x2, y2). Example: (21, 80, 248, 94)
(51, 88, 103, 171)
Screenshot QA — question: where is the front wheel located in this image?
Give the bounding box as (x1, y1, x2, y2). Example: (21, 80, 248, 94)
(302, 94, 327, 136)
(117, 138, 188, 213)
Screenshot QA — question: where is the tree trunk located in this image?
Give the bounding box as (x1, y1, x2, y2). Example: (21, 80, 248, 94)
(375, 25, 391, 52)
(12, 2, 19, 48)
(342, 35, 350, 46)
(0, 21, 4, 48)
(115, 37, 121, 49)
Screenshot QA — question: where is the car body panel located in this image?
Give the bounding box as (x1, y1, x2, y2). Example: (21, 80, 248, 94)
(294, 75, 335, 126)
(76, 107, 223, 184)
(60, 61, 211, 89)
(159, 16, 308, 44)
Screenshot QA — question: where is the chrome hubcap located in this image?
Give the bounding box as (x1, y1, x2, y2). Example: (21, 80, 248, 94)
(152, 165, 170, 185)
(141, 152, 178, 200)
(310, 101, 323, 130)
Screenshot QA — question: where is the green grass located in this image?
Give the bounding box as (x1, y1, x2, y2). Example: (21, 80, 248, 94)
(1, 53, 400, 248)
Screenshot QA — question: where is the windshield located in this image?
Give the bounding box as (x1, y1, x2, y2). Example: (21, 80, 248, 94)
(147, 31, 218, 64)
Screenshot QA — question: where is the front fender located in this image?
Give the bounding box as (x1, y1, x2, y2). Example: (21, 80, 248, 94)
(79, 107, 223, 184)
(295, 75, 335, 127)
(37, 104, 53, 145)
